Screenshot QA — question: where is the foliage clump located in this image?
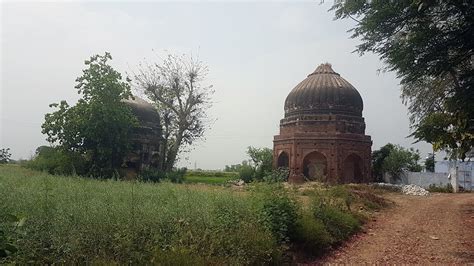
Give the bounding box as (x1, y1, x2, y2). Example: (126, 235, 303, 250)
(427, 183, 453, 193)
(138, 167, 187, 183)
(372, 143, 423, 181)
(41, 53, 137, 178)
(23, 146, 87, 176)
(237, 146, 275, 182)
(251, 184, 299, 244)
(331, 1, 474, 160)
(0, 148, 11, 164)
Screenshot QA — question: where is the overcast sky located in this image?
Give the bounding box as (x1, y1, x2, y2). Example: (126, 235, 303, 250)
(1, 1, 433, 170)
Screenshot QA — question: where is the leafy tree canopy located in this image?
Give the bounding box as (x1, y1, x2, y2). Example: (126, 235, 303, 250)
(0, 148, 11, 164)
(42, 53, 137, 177)
(247, 146, 273, 181)
(424, 153, 435, 172)
(331, 0, 474, 160)
(372, 143, 423, 180)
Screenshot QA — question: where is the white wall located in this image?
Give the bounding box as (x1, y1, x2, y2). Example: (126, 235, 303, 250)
(383, 171, 449, 189)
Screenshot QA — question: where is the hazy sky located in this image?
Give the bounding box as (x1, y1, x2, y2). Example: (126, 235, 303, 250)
(1, 1, 432, 169)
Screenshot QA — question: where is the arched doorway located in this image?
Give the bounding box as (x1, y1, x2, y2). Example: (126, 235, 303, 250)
(303, 151, 327, 181)
(343, 154, 363, 183)
(277, 152, 289, 168)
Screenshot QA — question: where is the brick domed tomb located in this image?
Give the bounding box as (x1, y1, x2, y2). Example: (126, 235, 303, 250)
(273, 63, 372, 183)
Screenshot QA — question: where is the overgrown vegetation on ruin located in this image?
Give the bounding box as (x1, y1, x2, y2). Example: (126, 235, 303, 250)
(0, 165, 388, 264)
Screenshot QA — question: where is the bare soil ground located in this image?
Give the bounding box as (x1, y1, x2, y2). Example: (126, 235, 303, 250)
(315, 193, 474, 264)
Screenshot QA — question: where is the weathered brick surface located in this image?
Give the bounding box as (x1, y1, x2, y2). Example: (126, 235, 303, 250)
(273, 64, 372, 183)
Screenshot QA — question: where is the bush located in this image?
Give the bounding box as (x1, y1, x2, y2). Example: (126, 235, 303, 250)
(307, 186, 361, 243)
(238, 164, 255, 183)
(0, 148, 11, 164)
(294, 213, 333, 254)
(427, 183, 453, 193)
(312, 205, 360, 243)
(139, 168, 187, 183)
(251, 184, 299, 244)
(23, 147, 87, 176)
(166, 168, 187, 183)
(263, 168, 289, 183)
(139, 168, 166, 182)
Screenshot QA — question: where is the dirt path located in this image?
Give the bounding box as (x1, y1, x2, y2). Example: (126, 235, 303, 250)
(315, 193, 474, 264)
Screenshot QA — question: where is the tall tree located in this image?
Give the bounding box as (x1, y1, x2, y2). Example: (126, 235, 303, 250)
(373, 143, 423, 180)
(371, 143, 395, 181)
(0, 148, 11, 164)
(42, 53, 137, 177)
(424, 152, 435, 172)
(331, 0, 474, 160)
(247, 146, 273, 180)
(133, 54, 213, 171)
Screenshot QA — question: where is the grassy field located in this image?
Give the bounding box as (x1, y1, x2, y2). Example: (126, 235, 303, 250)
(183, 170, 238, 185)
(184, 175, 236, 185)
(0, 165, 388, 264)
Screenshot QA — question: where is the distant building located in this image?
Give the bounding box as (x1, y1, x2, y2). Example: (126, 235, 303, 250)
(273, 63, 372, 183)
(122, 96, 162, 177)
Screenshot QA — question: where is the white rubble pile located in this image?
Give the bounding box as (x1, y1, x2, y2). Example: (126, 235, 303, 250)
(229, 179, 245, 186)
(370, 183, 430, 196)
(401, 184, 430, 196)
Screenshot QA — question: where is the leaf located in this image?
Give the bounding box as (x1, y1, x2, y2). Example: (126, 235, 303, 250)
(4, 214, 18, 223)
(4, 243, 18, 253)
(15, 217, 27, 227)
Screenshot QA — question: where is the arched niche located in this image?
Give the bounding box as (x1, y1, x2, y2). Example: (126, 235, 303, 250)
(303, 151, 327, 181)
(343, 153, 364, 183)
(277, 151, 289, 168)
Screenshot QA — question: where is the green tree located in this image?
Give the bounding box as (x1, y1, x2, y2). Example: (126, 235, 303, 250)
(246, 146, 273, 181)
(382, 145, 423, 180)
(424, 153, 435, 172)
(42, 53, 137, 177)
(0, 148, 11, 164)
(225, 160, 250, 172)
(133, 53, 214, 172)
(371, 143, 395, 181)
(331, 0, 474, 160)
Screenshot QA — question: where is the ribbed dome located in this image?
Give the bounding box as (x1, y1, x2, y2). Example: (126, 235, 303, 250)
(284, 63, 363, 117)
(123, 96, 160, 125)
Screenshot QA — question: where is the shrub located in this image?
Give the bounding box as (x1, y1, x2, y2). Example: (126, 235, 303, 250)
(251, 184, 298, 244)
(238, 164, 255, 183)
(427, 183, 453, 193)
(166, 168, 187, 183)
(294, 213, 333, 254)
(263, 168, 289, 183)
(139, 168, 166, 182)
(139, 168, 187, 183)
(23, 147, 87, 176)
(0, 148, 11, 164)
(0, 214, 25, 259)
(312, 205, 360, 243)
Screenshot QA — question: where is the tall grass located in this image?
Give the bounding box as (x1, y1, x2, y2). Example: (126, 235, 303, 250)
(0, 165, 389, 264)
(0, 165, 278, 264)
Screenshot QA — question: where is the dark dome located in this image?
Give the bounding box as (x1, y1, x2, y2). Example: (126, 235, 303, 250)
(284, 63, 363, 117)
(123, 96, 160, 125)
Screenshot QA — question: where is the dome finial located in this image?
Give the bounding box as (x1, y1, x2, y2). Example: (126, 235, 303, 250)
(309, 62, 339, 76)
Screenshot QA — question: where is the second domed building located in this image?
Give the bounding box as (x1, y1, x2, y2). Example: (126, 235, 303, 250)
(273, 63, 372, 183)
